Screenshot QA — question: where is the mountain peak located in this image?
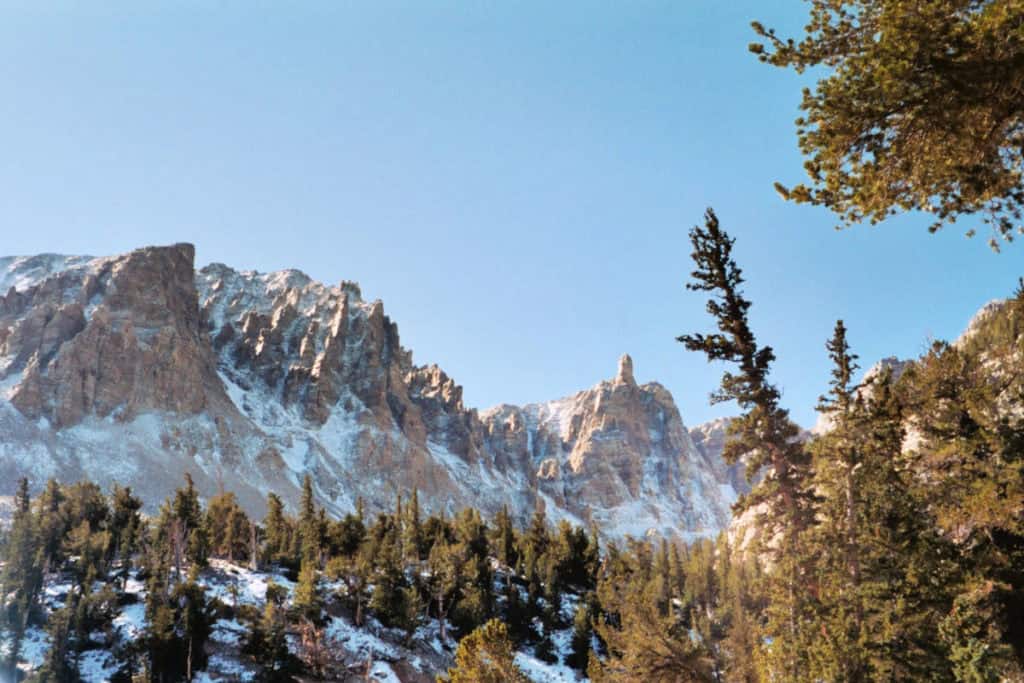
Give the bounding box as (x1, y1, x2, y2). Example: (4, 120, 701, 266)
(616, 353, 635, 386)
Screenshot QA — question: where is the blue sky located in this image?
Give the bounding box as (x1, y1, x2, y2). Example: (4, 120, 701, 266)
(1, 2, 1020, 428)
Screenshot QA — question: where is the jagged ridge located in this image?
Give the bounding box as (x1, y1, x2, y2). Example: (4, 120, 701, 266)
(0, 244, 740, 540)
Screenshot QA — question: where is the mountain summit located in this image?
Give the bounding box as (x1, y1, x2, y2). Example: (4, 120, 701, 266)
(0, 244, 738, 539)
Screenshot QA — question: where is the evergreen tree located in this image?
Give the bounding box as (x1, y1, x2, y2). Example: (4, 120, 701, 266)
(327, 509, 366, 559)
(678, 209, 815, 678)
(901, 329, 1024, 678)
(403, 488, 424, 563)
(328, 545, 372, 627)
(438, 619, 530, 683)
(293, 558, 323, 624)
(206, 491, 250, 563)
(450, 508, 494, 634)
(427, 538, 462, 646)
(246, 599, 294, 682)
(399, 582, 425, 645)
(297, 474, 320, 566)
(109, 485, 143, 588)
(750, 0, 1024, 248)
(567, 598, 595, 673)
(35, 602, 78, 683)
(2, 477, 42, 668)
(263, 492, 291, 567)
(173, 569, 214, 681)
(491, 504, 518, 569)
(368, 515, 408, 626)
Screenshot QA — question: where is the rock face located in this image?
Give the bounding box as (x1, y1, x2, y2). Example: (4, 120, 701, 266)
(3, 245, 230, 428)
(0, 245, 740, 539)
(689, 418, 753, 498)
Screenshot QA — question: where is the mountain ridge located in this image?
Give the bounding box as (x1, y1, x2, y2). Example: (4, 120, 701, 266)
(0, 243, 739, 540)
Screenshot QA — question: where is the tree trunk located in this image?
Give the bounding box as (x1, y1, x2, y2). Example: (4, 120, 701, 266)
(438, 592, 447, 645)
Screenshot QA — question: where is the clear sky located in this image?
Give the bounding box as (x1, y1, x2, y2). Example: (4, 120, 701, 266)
(1, 2, 1020, 428)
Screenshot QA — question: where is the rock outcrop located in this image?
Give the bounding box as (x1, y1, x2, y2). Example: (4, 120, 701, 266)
(2, 245, 232, 429)
(0, 245, 740, 540)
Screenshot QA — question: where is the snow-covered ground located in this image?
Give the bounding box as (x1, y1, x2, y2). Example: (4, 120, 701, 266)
(0, 559, 589, 682)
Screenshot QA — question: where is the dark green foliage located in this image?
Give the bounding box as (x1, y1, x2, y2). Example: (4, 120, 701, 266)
(590, 535, 713, 682)
(245, 600, 295, 682)
(292, 558, 323, 624)
(297, 474, 321, 566)
(206, 491, 251, 563)
(2, 478, 44, 668)
(262, 492, 292, 568)
(679, 208, 815, 678)
(326, 510, 365, 559)
(491, 504, 518, 568)
(567, 598, 594, 672)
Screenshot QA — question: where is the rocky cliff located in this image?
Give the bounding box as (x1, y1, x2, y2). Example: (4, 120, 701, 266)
(0, 244, 739, 539)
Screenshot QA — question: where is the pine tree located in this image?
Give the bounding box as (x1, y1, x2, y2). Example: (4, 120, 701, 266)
(246, 598, 294, 682)
(806, 320, 869, 681)
(298, 474, 320, 566)
(293, 558, 323, 624)
(327, 509, 365, 559)
(36, 479, 67, 572)
(427, 538, 462, 646)
(438, 619, 530, 683)
(901, 330, 1024, 678)
(109, 485, 143, 588)
(403, 488, 424, 563)
(328, 544, 372, 627)
(399, 582, 425, 645)
(35, 602, 78, 683)
(367, 517, 407, 627)
(2, 477, 42, 668)
(263, 492, 290, 567)
(491, 504, 518, 569)
(750, 0, 1024, 247)
(173, 568, 214, 681)
(206, 490, 250, 562)
(451, 508, 494, 634)
(678, 208, 814, 678)
(567, 598, 595, 673)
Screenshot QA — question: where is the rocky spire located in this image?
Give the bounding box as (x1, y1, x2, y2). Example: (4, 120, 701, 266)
(616, 353, 635, 386)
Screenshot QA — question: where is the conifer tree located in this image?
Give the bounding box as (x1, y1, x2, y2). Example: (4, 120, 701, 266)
(567, 598, 595, 673)
(403, 488, 424, 563)
(173, 568, 214, 681)
(901, 331, 1024, 677)
(364, 514, 407, 626)
(109, 485, 143, 588)
(293, 558, 323, 624)
(450, 508, 494, 633)
(678, 208, 814, 678)
(806, 320, 869, 681)
(263, 492, 290, 567)
(491, 504, 518, 569)
(2, 477, 42, 668)
(328, 544, 373, 627)
(36, 479, 66, 572)
(427, 537, 462, 646)
(36, 602, 78, 683)
(327, 508, 366, 559)
(246, 598, 294, 682)
(297, 474, 320, 566)
(750, 0, 1024, 248)
(438, 619, 530, 683)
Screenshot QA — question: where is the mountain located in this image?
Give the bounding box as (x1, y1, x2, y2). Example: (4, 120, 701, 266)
(0, 244, 739, 539)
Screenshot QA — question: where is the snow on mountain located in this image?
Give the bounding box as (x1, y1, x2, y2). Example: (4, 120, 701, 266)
(0, 244, 740, 540)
